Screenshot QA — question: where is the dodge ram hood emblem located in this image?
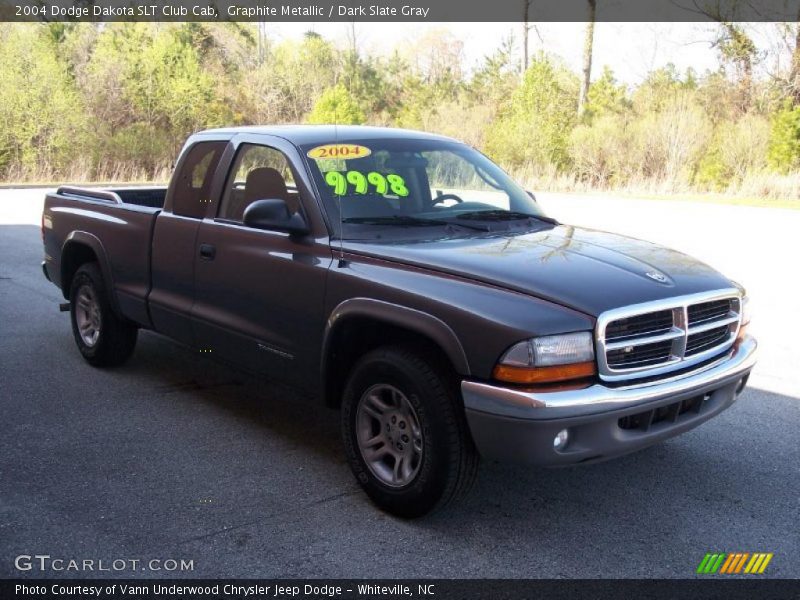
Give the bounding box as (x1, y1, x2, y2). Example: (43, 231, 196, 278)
(645, 270, 668, 283)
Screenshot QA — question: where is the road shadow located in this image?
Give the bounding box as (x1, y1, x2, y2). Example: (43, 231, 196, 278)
(114, 333, 798, 576)
(128, 330, 797, 523)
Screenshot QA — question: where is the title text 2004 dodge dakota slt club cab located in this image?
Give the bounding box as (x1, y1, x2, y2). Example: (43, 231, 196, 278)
(42, 126, 757, 517)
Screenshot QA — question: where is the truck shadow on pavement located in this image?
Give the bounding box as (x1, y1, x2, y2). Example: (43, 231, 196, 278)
(124, 330, 796, 542)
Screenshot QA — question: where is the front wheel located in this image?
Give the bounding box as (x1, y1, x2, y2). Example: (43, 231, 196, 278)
(341, 345, 478, 517)
(69, 262, 138, 367)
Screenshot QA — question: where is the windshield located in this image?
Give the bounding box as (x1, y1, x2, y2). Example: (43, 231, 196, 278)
(300, 138, 548, 239)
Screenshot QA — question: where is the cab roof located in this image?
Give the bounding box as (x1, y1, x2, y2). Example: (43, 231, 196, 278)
(196, 125, 458, 146)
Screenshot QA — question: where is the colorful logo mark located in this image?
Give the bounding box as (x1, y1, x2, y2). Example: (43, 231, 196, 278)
(697, 552, 773, 574)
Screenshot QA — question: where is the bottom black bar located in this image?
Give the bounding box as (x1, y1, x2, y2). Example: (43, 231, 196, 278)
(2, 579, 799, 600)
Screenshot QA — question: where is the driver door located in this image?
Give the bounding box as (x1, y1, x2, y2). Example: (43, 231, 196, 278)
(191, 137, 332, 391)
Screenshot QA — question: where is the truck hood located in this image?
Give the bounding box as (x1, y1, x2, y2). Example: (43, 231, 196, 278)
(342, 225, 735, 316)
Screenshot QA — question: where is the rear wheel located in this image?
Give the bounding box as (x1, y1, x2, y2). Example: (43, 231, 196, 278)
(341, 345, 478, 517)
(69, 262, 137, 367)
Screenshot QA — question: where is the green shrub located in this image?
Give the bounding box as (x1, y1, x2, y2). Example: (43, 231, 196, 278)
(0, 24, 87, 178)
(485, 55, 579, 171)
(584, 66, 630, 121)
(695, 145, 728, 191)
(767, 104, 800, 173)
(306, 84, 365, 125)
(569, 114, 632, 185)
(698, 114, 771, 190)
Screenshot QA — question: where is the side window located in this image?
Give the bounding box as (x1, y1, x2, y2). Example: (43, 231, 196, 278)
(172, 141, 227, 218)
(218, 144, 298, 223)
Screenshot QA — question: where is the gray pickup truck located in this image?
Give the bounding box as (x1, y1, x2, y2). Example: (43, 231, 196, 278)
(42, 126, 757, 516)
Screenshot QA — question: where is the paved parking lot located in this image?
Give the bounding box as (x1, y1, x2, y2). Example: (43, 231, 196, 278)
(1, 188, 797, 578)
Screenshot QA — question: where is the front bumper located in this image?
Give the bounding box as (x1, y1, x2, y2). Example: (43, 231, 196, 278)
(462, 335, 757, 466)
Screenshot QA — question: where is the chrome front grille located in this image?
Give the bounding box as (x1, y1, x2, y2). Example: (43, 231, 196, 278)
(686, 325, 730, 356)
(605, 309, 673, 342)
(596, 290, 741, 382)
(607, 338, 673, 369)
(688, 299, 732, 326)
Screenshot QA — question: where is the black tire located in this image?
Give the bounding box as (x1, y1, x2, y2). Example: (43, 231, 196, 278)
(69, 262, 137, 367)
(341, 345, 479, 517)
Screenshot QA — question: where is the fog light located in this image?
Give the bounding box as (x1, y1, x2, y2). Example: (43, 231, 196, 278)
(554, 429, 569, 450)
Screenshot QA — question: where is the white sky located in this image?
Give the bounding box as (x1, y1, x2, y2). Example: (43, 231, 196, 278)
(266, 22, 787, 86)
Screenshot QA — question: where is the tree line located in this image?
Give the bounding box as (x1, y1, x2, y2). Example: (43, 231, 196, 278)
(2, 22, 800, 199)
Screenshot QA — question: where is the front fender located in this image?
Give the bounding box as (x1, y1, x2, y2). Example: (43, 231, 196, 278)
(323, 297, 471, 376)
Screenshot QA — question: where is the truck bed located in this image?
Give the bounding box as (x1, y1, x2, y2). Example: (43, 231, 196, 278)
(56, 186, 167, 209)
(42, 186, 167, 328)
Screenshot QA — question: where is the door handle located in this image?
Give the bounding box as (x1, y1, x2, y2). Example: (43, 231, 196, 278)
(199, 243, 216, 260)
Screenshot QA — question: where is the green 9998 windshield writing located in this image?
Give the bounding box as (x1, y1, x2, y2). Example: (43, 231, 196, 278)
(324, 171, 409, 197)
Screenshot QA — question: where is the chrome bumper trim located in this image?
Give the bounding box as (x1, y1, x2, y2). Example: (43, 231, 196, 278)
(462, 336, 757, 420)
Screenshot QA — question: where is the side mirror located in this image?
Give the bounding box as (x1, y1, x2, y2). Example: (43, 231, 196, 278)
(243, 199, 309, 235)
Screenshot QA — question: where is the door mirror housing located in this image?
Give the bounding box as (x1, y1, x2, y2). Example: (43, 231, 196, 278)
(243, 199, 309, 235)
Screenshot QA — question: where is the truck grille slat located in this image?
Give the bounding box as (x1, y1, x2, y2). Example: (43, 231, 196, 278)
(607, 340, 673, 368)
(686, 325, 730, 356)
(597, 291, 741, 382)
(688, 299, 732, 325)
(605, 309, 673, 341)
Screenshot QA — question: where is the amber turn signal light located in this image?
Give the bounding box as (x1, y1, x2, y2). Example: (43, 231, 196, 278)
(736, 323, 748, 344)
(493, 361, 597, 384)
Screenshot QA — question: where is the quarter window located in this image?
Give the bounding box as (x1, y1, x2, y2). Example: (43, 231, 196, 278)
(171, 141, 226, 218)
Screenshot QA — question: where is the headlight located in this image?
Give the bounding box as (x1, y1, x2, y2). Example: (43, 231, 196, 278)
(740, 295, 751, 326)
(737, 295, 751, 343)
(493, 332, 596, 384)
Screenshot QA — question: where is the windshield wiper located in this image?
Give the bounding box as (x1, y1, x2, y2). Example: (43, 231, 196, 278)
(342, 215, 488, 230)
(343, 215, 446, 226)
(456, 210, 558, 225)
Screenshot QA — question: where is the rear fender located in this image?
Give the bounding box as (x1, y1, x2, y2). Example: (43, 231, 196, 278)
(61, 231, 122, 318)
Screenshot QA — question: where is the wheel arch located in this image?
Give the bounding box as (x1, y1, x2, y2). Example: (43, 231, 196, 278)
(321, 298, 470, 408)
(60, 232, 122, 317)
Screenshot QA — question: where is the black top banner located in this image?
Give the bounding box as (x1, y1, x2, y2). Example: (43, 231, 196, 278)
(2, 0, 800, 22)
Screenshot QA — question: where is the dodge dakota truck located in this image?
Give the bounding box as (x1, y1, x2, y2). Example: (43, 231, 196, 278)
(41, 126, 757, 517)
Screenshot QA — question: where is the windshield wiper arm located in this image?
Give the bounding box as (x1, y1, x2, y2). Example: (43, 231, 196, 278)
(456, 210, 558, 225)
(342, 215, 444, 226)
(342, 215, 488, 230)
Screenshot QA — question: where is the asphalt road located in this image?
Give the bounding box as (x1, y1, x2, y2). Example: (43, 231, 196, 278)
(0, 189, 798, 579)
